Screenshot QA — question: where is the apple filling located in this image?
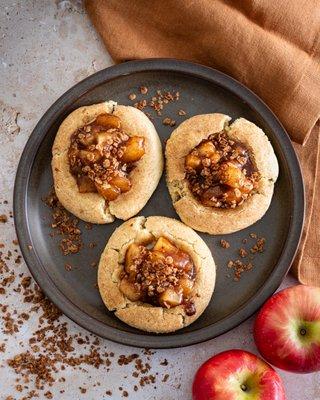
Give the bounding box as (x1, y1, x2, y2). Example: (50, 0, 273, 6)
(68, 113, 145, 201)
(185, 130, 260, 208)
(119, 237, 197, 316)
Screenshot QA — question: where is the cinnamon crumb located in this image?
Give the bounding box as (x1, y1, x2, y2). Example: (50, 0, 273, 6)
(139, 86, 148, 94)
(0, 214, 8, 223)
(238, 248, 248, 258)
(162, 374, 169, 382)
(64, 263, 72, 271)
(43, 190, 83, 255)
(162, 117, 176, 127)
(220, 239, 230, 249)
(128, 93, 136, 101)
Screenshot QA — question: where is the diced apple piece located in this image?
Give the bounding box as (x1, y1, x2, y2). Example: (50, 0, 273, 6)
(197, 141, 216, 157)
(95, 113, 121, 129)
(219, 162, 245, 188)
(149, 250, 167, 264)
(95, 182, 120, 201)
(78, 149, 102, 164)
(197, 141, 221, 163)
(121, 137, 145, 163)
(185, 153, 201, 169)
(159, 288, 183, 308)
(179, 277, 194, 296)
(77, 176, 97, 193)
(109, 175, 131, 193)
(171, 253, 191, 270)
(125, 243, 141, 271)
(210, 151, 221, 164)
(153, 237, 177, 254)
(119, 278, 141, 302)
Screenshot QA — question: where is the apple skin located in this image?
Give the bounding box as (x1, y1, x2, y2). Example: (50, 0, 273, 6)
(254, 285, 320, 373)
(192, 349, 286, 400)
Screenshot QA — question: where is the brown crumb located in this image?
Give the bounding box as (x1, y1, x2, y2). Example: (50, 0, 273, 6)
(79, 387, 87, 394)
(44, 391, 53, 399)
(162, 117, 176, 127)
(220, 239, 230, 249)
(139, 86, 148, 94)
(250, 237, 266, 254)
(43, 190, 83, 255)
(178, 109, 186, 116)
(133, 99, 147, 111)
(238, 248, 248, 258)
(228, 259, 253, 281)
(162, 374, 169, 382)
(106, 390, 112, 396)
(64, 263, 72, 271)
(249, 233, 257, 239)
(122, 390, 129, 397)
(128, 93, 136, 101)
(0, 214, 8, 223)
(21, 276, 31, 288)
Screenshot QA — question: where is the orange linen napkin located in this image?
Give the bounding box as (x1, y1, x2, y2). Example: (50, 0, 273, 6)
(86, 0, 320, 285)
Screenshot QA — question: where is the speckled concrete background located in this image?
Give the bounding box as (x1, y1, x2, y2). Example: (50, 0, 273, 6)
(0, 1, 319, 399)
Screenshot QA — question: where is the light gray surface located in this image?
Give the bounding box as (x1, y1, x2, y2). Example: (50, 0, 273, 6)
(0, 1, 319, 399)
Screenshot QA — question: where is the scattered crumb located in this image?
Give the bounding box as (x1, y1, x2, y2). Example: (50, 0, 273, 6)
(220, 239, 230, 249)
(0, 214, 8, 223)
(238, 248, 248, 258)
(162, 117, 176, 127)
(43, 190, 83, 255)
(64, 263, 72, 271)
(162, 374, 169, 382)
(128, 93, 136, 101)
(139, 86, 148, 95)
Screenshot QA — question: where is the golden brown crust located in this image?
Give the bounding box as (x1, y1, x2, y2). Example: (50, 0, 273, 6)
(52, 102, 163, 224)
(98, 216, 216, 333)
(166, 114, 279, 234)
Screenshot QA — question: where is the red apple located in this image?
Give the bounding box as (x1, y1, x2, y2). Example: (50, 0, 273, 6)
(192, 349, 286, 400)
(254, 285, 320, 373)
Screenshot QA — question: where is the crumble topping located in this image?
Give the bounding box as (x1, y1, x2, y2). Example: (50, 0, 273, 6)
(120, 237, 196, 316)
(185, 130, 260, 208)
(68, 113, 145, 201)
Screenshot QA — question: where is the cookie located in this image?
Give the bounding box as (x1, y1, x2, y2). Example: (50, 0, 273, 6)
(52, 101, 163, 224)
(166, 114, 279, 234)
(98, 216, 216, 333)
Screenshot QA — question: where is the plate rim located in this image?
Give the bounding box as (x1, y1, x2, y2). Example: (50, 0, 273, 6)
(14, 58, 305, 348)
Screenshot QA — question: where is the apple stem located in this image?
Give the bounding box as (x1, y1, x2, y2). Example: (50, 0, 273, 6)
(300, 328, 307, 336)
(240, 384, 247, 392)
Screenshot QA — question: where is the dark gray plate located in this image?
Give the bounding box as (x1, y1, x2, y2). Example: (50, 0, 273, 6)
(14, 59, 304, 348)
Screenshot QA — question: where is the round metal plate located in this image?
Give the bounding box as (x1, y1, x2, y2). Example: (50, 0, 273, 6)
(14, 59, 304, 348)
